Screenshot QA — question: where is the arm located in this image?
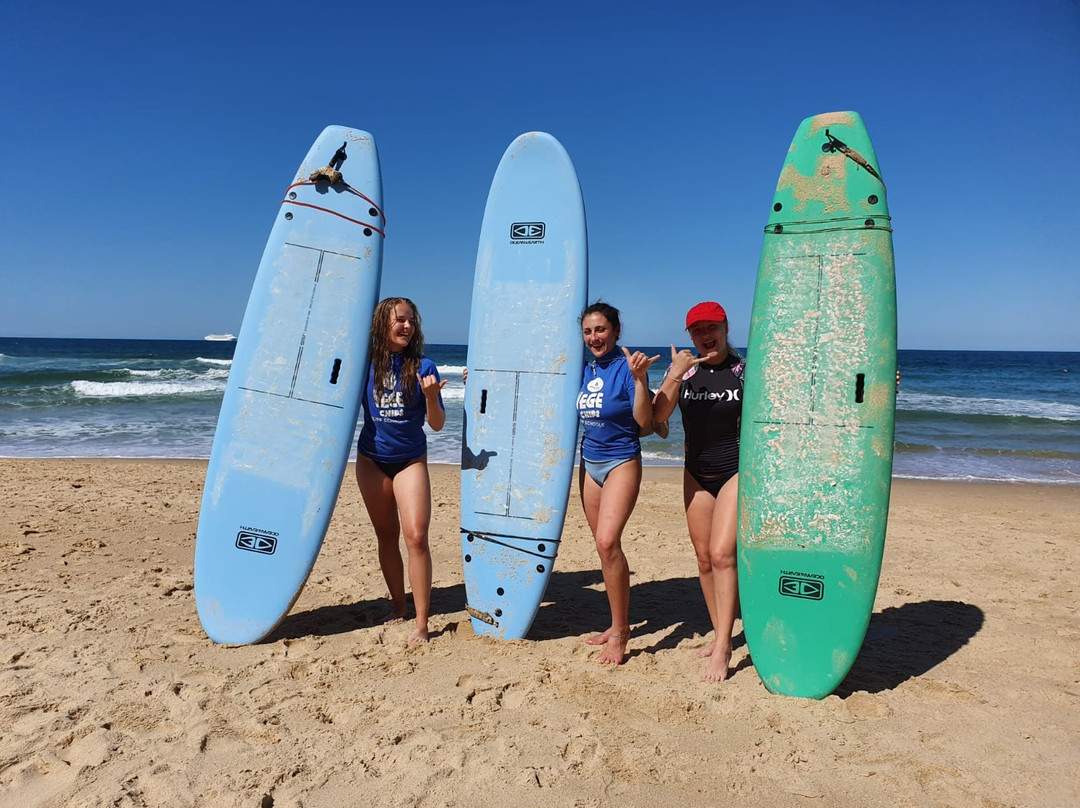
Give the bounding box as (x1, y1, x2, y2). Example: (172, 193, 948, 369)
(653, 344, 716, 423)
(622, 346, 660, 431)
(632, 373, 653, 431)
(651, 390, 670, 439)
(417, 370, 447, 432)
(653, 372, 680, 425)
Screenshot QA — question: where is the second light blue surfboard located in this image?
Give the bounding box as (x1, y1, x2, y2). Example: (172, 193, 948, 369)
(461, 132, 588, 640)
(194, 126, 385, 644)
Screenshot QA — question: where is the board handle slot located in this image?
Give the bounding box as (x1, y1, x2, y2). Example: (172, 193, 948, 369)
(854, 373, 865, 403)
(480, 389, 488, 414)
(329, 358, 342, 385)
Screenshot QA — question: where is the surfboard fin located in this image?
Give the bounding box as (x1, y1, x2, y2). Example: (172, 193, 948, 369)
(823, 130, 884, 186)
(308, 142, 349, 185)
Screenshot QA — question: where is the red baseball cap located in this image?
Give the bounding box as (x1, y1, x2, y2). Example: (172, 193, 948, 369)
(685, 301, 727, 329)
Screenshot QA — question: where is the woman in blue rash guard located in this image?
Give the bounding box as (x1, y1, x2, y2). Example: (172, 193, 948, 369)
(575, 302, 660, 665)
(355, 297, 446, 644)
(652, 301, 745, 682)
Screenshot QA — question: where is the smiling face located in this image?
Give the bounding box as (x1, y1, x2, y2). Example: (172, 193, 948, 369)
(581, 311, 619, 358)
(687, 319, 728, 362)
(387, 302, 416, 352)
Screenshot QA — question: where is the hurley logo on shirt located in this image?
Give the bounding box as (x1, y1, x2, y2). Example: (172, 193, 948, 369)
(682, 387, 741, 402)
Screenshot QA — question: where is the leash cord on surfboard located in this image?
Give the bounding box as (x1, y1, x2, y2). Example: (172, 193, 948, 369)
(285, 180, 385, 223)
(462, 530, 559, 560)
(764, 215, 893, 235)
(279, 196, 386, 237)
(306, 143, 348, 185)
(282, 174, 386, 236)
(823, 130, 885, 186)
(284, 137, 386, 235)
(328, 142, 347, 171)
(465, 604, 497, 626)
(291, 140, 386, 229)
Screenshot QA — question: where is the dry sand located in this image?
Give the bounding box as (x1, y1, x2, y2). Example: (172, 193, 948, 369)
(1, 458, 1078, 807)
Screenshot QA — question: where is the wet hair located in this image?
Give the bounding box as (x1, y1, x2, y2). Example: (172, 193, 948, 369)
(717, 328, 742, 363)
(580, 301, 621, 335)
(370, 297, 424, 402)
(719, 319, 742, 362)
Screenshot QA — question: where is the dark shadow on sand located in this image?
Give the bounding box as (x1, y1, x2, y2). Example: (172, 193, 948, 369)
(835, 599, 985, 696)
(266, 586, 980, 693)
(266, 570, 725, 653)
(529, 570, 742, 660)
(266, 582, 467, 642)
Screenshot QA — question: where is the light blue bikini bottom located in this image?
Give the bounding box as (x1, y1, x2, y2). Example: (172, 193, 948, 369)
(583, 456, 638, 487)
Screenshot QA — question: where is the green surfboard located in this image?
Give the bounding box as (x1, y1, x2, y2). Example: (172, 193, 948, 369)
(737, 111, 897, 699)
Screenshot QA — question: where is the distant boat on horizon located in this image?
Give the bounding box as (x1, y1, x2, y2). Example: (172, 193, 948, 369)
(203, 334, 237, 341)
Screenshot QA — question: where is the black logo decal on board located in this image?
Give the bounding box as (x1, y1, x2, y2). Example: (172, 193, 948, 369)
(510, 222, 545, 242)
(236, 531, 278, 555)
(778, 573, 824, 600)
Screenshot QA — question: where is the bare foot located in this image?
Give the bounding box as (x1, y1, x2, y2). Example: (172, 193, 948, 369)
(695, 640, 716, 659)
(596, 632, 629, 665)
(381, 606, 408, 625)
(585, 629, 612, 646)
(700, 644, 732, 682)
(408, 625, 430, 644)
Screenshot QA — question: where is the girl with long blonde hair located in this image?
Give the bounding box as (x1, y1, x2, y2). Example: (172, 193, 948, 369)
(356, 297, 446, 643)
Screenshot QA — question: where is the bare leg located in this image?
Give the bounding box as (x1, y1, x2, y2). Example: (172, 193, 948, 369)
(684, 471, 719, 657)
(701, 474, 739, 683)
(356, 457, 408, 621)
(580, 459, 641, 665)
(391, 459, 433, 643)
(579, 464, 611, 646)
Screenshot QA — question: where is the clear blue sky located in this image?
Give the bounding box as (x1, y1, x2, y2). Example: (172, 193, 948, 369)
(3, 1, 1078, 351)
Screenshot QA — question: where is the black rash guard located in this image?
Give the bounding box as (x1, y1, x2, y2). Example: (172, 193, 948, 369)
(676, 354, 743, 496)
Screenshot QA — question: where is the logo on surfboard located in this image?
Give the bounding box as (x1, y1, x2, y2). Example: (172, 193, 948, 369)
(778, 572, 824, 600)
(236, 529, 278, 555)
(510, 222, 545, 243)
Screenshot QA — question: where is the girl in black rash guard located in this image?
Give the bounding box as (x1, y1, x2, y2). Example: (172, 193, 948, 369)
(679, 352, 743, 495)
(652, 301, 744, 683)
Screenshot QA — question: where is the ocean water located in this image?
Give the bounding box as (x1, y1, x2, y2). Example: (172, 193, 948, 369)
(1, 338, 1077, 485)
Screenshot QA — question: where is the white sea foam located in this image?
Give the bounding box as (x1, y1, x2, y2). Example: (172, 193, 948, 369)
(71, 379, 226, 398)
(126, 367, 230, 380)
(898, 391, 1080, 421)
(196, 357, 233, 366)
(893, 471, 1077, 485)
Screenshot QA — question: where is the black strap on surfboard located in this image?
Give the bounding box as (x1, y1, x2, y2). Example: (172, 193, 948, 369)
(461, 529, 558, 560)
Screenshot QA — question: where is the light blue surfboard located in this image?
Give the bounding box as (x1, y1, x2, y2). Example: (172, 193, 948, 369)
(461, 132, 588, 640)
(194, 126, 384, 644)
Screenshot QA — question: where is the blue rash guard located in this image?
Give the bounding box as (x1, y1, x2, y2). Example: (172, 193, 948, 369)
(576, 348, 640, 462)
(357, 355, 443, 463)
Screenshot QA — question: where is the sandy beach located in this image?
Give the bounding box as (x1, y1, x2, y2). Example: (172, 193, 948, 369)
(1, 458, 1078, 807)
